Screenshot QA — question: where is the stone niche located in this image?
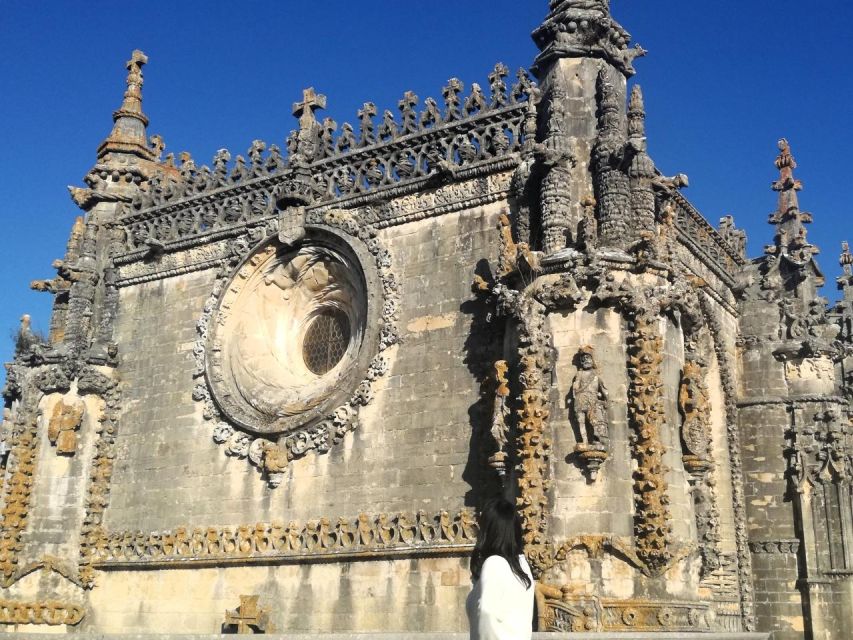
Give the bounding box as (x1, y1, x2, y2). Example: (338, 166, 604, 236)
(205, 228, 382, 438)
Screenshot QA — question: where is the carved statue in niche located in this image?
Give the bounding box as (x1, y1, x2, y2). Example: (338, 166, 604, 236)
(566, 346, 609, 480)
(678, 359, 712, 475)
(488, 360, 511, 476)
(47, 397, 85, 456)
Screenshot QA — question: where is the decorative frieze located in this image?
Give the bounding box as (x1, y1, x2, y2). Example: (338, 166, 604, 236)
(536, 586, 713, 634)
(89, 509, 477, 568)
(749, 539, 801, 555)
(0, 600, 84, 626)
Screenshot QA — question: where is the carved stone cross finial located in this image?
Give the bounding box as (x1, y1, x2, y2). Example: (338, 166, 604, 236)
(358, 102, 377, 146)
(120, 49, 148, 114)
(292, 87, 327, 130)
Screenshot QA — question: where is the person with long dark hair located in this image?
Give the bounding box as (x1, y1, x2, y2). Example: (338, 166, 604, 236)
(466, 497, 534, 640)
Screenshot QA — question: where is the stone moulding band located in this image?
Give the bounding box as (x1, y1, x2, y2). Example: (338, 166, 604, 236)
(0, 600, 84, 626)
(93, 543, 474, 570)
(89, 509, 477, 569)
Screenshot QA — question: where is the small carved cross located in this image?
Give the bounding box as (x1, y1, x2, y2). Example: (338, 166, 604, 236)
(399, 90, 419, 111)
(292, 87, 327, 129)
(358, 102, 377, 145)
(223, 595, 269, 634)
(127, 49, 148, 72)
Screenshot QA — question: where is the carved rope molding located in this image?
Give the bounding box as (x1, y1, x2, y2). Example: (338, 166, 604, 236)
(77, 367, 121, 588)
(89, 509, 477, 569)
(0, 364, 71, 585)
(699, 294, 756, 632)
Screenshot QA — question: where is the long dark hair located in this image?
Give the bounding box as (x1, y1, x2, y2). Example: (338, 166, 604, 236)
(470, 498, 532, 589)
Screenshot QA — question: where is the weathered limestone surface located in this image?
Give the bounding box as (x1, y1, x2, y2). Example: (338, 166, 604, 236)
(3, 2, 852, 639)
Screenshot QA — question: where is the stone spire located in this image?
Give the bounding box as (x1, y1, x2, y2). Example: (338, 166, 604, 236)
(531, 0, 646, 77)
(97, 50, 156, 161)
(626, 85, 655, 234)
(766, 139, 818, 264)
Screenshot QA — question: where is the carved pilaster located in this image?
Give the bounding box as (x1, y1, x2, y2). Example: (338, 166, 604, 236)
(625, 311, 673, 574)
(700, 295, 756, 631)
(592, 70, 630, 249)
(537, 73, 577, 253)
(514, 293, 554, 573)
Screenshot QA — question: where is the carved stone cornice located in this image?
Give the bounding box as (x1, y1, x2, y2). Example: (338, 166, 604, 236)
(116, 65, 537, 256)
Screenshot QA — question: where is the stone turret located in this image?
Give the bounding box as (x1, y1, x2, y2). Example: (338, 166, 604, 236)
(97, 50, 155, 162)
(531, 0, 646, 77)
(69, 50, 175, 213)
(737, 140, 849, 639)
(529, 0, 645, 255)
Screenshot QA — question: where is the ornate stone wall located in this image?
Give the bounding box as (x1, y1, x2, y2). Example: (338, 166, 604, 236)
(7, 2, 842, 638)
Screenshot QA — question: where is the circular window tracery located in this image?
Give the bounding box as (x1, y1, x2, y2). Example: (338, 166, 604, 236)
(205, 235, 376, 436)
(303, 310, 351, 375)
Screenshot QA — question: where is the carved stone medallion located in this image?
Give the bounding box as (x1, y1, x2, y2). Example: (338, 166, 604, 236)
(206, 230, 380, 436)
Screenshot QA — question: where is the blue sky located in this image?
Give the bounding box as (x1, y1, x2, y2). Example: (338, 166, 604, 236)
(2, 1, 852, 377)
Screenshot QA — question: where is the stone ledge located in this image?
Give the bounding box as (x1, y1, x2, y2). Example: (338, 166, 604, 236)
(0, 633, 771, 639)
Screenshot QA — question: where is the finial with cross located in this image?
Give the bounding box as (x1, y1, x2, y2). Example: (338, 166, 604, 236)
(292, 87, 327, 132)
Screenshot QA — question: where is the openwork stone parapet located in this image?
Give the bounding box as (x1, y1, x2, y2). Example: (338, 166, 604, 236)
(115, 65, 537, 256)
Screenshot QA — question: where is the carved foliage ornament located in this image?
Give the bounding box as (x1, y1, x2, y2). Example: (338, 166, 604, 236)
(195, 210, 398, 484)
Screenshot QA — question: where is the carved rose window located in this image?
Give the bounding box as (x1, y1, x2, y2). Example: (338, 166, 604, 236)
(205, 237, 376, 436)
(302, 309, 351, 375)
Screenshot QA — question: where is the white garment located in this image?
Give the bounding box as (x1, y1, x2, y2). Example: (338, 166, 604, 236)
(466, 554, 534, 640)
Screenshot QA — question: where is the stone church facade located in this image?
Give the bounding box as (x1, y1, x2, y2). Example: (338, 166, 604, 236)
(2, 2, 851, 638)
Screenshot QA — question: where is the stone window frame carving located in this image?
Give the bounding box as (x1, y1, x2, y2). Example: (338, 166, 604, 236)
(193, 210, 399, 487)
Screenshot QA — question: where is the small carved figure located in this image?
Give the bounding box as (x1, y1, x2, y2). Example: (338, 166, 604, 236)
(357, 513, 374, 546)
(47, 397, 85, 455)
(679, 360, 712, 474)
(567, 347, 609, 447)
